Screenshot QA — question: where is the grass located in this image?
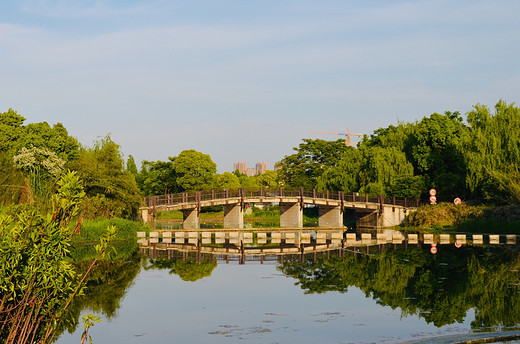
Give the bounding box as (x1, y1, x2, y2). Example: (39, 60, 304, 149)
(73, 218, 149, 243)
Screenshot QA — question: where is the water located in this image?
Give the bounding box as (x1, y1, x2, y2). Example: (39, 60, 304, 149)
(55, 236, 520, 344)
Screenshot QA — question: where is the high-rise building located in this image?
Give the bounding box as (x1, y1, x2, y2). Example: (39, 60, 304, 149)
(255, 162, 267, 175)
(233, 161, 247, 174)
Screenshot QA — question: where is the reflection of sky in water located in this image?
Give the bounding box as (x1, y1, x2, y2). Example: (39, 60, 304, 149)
(56, 263, 474, 344)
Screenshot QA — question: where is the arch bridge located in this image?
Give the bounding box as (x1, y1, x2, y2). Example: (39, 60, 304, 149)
(140, 188, 419, 229)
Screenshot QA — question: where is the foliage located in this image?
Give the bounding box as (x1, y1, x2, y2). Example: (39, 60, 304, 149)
(0, 109, 79, 161)
(139, 150, 217, 195)
(172, 150, 217, 191)
(0, 109, 79, 206)
(277, 139, 348, 190)
(0, 152, 30, 205)
(216, 172, 241, 189)
(256, 170, 279, 189)
(0, 171, 113, 344)
(359, 146, 414, 192)
(80, 314, 101, 344)
(68, 136, 142, 218)
(315, 147, 361, 192)
(387, 175, 425, 199)
(464, 101, 520, 202)
(405, 202, 487, 228)
(138, 159, 177, 196)
(13, 147, 66, 203)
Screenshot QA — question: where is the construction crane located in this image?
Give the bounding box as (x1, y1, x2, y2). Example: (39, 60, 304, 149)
(309, 128, 362, 146)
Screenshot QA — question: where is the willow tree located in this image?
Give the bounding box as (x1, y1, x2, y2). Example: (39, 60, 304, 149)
(465, 100, 520, 202)
(358, 146, 415, 196)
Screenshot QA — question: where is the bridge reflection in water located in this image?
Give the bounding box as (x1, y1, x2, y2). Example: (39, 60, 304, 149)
(138, 229, 518, 264)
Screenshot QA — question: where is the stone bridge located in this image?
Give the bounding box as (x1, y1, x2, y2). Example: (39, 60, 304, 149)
(140, 188, 419, 229)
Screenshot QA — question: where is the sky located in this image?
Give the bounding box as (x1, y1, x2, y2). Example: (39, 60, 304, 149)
(1, 0, 520, 173)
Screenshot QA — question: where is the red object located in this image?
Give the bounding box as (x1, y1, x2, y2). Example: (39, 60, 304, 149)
(455, 242, 462, 248)
(430, 246, 438, 254)
(429, 189, 437, 196)
(454, 198, 461, 205)
(430, 195, 437, 204)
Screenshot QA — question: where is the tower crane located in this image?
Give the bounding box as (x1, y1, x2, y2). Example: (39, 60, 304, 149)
(309, 128, 362, 146)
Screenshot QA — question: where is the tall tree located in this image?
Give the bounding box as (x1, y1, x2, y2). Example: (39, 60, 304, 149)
(171, 149, 217, 191)
(68, 136, 141, 218)
(277, 139, 349, 189)
(465, 100, 520, 202)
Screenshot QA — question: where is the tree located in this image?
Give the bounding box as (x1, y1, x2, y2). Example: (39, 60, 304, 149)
(0, 108, 26, 153)
(171, 150, 217, 191)
(68, 136, 142, 218)
(465, 100, 520, 202)
(277, 139, 349, 189)
(387, 175, 425, 199)
(405, 111, 468, 185)
(216, 172, 241, 189)
(315, 147, 362, 192)
(138, 159, 177, 196)
(358, 146, 414, 195)
(256, 170, 279, 189)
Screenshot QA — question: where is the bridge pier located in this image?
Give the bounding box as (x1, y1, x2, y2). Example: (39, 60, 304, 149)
(182, 208, 200, 229)
(224, 204, 244, 229)
(318, 205, 343, 228)
(280, 202, 303, 228)
(141, 208, 151, 223)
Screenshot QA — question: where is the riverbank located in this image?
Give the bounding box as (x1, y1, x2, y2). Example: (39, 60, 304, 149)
(405, 202, 520, 233)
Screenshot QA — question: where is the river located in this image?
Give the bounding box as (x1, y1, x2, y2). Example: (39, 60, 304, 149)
(55, 230, 520, 344)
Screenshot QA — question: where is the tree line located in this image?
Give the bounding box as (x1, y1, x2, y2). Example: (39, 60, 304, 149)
(278, 100, 520, 204)
(1, 100, 519, 219)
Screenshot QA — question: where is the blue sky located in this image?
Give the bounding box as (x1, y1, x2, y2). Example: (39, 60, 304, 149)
(1, 0, 519, 172)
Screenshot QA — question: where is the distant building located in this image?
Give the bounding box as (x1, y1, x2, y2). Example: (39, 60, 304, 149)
(256, 162, 267, 175)
(233, 161, 248, 174)
(233, 161, 269, 176)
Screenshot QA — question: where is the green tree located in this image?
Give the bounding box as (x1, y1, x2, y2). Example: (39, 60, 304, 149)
(277, 139, 349, 189)
(216, 172, 241, 189)
(126, 155, 139, 177)
(68, 136, 141, 218)
(316, 147, 362, 192)
(0, 108, 26, 153)
(465, 100, 520, 202)
(256, 170, 279, 189)
(359, 146, 414, 195)
(138, 159, 177, 196)
(405, 112, 468, 188)
(171, 149, 217, 191)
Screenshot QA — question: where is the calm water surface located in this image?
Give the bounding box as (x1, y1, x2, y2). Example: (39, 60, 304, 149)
(56, 237, 520, 344)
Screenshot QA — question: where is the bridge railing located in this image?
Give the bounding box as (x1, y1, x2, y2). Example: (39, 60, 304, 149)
(143, 188, 419, 209)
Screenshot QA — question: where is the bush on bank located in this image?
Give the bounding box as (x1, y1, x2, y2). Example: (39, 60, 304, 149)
(405, 202, 520, 232)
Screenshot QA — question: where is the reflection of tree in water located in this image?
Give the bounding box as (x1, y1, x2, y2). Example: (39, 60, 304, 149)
(57, 250, 142, 337)
(146, 257, 217, 282)
(279, 245, 520, 330)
